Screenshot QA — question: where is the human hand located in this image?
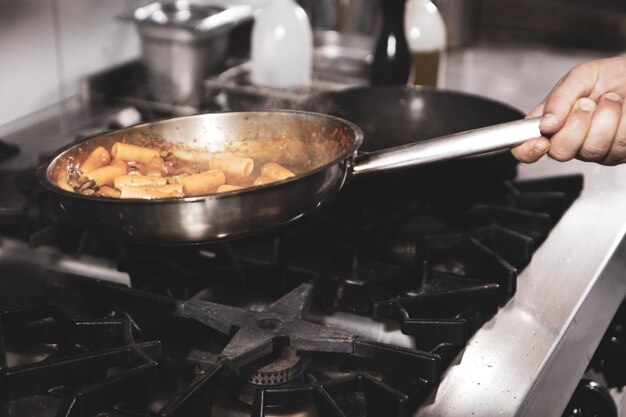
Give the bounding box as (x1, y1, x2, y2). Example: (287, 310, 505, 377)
(511, 57, 626, 165)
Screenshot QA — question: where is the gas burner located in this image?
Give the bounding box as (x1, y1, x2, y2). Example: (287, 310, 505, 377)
(242, 347, 306, 386)
(176, 282, 440, 382)
(177, 283, 353, 367)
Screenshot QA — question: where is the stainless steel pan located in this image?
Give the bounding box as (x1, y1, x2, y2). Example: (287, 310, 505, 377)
(38, 111, 540, 244)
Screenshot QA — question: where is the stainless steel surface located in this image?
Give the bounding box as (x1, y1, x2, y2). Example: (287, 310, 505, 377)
(126, 2, 253, 107)
(126, 2, 254, 41)
(306, 310, 417, 349)
(352, 117, 540, 175)
(0, 237, 130, 285)
(39, 111, 362, 244)
(443, 36, 614, 113)
(415, 158, 626, 417)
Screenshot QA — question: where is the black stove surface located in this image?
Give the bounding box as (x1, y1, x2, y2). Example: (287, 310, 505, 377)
(0, 158, 583, 416)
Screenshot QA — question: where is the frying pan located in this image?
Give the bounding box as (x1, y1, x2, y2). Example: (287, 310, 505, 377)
(38, 90, 539, 245)
(298, 86, 525, 201)
(300, 86, 524, 151)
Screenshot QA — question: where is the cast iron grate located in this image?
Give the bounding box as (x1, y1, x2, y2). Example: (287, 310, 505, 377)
(0, 272, 448, 417)
(0, 173, 583, 417)
(124, 174, 581, 350)
(0, 165, 106, 253)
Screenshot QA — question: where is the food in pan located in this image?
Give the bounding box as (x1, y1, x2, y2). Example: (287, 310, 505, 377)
(52, 141, 297, 199)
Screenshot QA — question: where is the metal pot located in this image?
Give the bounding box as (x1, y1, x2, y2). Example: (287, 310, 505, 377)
(124, 2, 253, 107)
(38, 109, 540, 245)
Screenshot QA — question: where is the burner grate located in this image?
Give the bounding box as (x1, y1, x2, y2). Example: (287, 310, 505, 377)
(0, 174, 584, 417)
(0, 303, 161, 417)
(1, 273, 446, 417)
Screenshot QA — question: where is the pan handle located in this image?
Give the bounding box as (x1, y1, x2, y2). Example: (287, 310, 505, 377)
(351, 117, 542, 176)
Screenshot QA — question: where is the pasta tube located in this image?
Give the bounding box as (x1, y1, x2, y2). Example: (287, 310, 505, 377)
(111, 143, 160, 164)
(217, 184, 243, 193)
(81, 146, 111, 173)
(171, 148, 212, 163)
(114, 175, 167, 188)
(95, 186, 121, 198)
(178, 169, 226, 196)
(209, 156, 254, 178)
(253, 176, 276, 186)
(109, 159, 128, 171)
(81, 164, 127, 187)
(261, 162, 295, 181)
(119, 183, 184, 199)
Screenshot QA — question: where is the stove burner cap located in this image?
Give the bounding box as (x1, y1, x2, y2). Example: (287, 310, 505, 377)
(242, 347, 305, 386)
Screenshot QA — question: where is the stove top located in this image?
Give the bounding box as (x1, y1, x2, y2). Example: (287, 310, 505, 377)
(0, 124, 584, 416)
(2, 87, 626, 416)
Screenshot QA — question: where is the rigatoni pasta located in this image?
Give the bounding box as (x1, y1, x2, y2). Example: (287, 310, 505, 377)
(253, 176, 275, 186)
(112, 143, 160, 164)
(177, 170, 226, 196)
(217, 184, 243, 193)
(81, 146, 111, 173)
(53, 138, 303, 200)
(119, 183, 184, 199)
(109, 159, 129, 171)
(209, 156, 254, 178)
(114, 175, 167, 188)
(261, 162, 295, 181)
(81, 164, 127, 187)
(95, 186, 122, 198)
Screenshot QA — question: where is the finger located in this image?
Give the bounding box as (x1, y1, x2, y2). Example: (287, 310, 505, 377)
(527, 102, 562, 137)
(541, 63, 599, 135)
(579, 92, 623, 162)
(548, 97, 596, 162)
(603, 96, 626, 165)
(510, 137, 550, 163)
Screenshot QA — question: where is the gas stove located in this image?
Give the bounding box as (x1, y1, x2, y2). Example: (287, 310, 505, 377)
(0, 169, 582, 417)
(0, 52, 626, 417)
(3, 97, 621, 417)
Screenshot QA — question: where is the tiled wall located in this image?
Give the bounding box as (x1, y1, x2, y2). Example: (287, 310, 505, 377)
(0, 0, 144, 127)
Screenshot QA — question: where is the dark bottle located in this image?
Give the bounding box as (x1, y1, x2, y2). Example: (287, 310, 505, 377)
(370, 0, 411, 85)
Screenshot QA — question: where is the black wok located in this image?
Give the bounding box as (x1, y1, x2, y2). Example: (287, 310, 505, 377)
(299, 86, 527, 201)
(38, 88, 537, 245)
